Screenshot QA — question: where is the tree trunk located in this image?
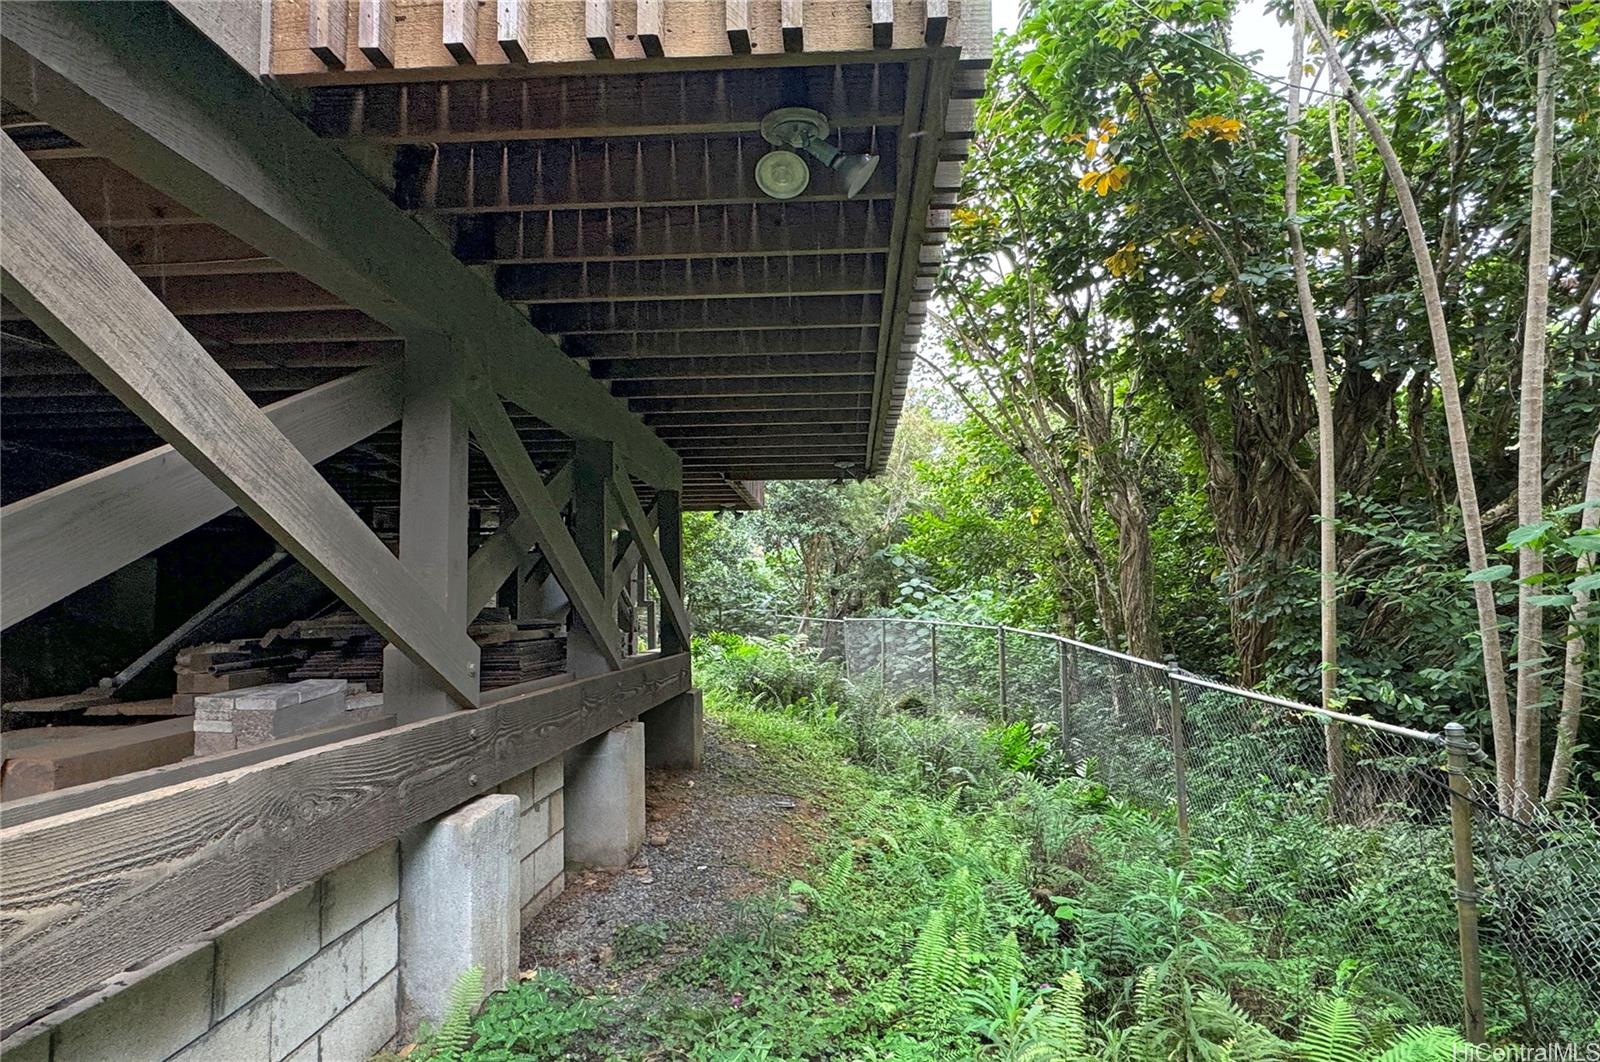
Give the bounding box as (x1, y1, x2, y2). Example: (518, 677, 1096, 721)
(1545, 429, 1600, 802)
(1287, 7, 1345, 798)
(1513, 0, 1558, 816)
(1300, 0, 1516, 813)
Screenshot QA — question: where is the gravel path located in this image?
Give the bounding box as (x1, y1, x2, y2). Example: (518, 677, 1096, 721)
(519, 719, 822, 993)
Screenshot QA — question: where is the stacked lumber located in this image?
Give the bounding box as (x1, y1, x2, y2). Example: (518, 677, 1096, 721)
(172, 640, 300, 714)
(280, 607, 566, 691)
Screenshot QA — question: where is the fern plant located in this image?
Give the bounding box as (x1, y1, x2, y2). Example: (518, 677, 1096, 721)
(427, 964, 484, 1062)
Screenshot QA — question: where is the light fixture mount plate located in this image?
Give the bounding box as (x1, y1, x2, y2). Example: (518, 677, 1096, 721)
(760, 107, 831, 149)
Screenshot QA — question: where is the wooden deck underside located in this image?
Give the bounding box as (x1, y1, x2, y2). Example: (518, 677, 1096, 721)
(2, 0, 986, 512)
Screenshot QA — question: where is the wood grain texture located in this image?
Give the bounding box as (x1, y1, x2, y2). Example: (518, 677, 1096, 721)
(0, 3, 679, 489)
(497, 0, 532, 61)
(308, 0, 349, 65)
(466, 462, 573, 607)
(358, 0, 396, 65)
(656, 490, 686, 654)
(871, 0, 893, 47)
(0, 137, 480, 708)
(636, 0, 665, 56)
(726, 1, 753, 52)
(0, 654, 689, 1037)
(0, 716, 395, 828)
(460, 383, 623, 669)
(443, 0, 478, 62)
(0, 365, 402, 629)
(610, 477, 692, 650)
(168, 0, 268, 74)
(781, 0, 804, 50)
(586, 0, 614, 57)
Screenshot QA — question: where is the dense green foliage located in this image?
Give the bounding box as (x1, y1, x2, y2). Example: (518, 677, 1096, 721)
(423, 638, 1597, 1058)
(684, 0, 1600, 797)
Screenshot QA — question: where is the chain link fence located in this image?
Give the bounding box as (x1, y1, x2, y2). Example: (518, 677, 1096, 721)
(720, 612, 1600, 1043)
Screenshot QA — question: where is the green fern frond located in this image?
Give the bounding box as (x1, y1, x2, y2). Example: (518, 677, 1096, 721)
(1295, 997, 1363, 1062)
(430, 964, 484, 1062)
(1370, 1026, 1466, 1062)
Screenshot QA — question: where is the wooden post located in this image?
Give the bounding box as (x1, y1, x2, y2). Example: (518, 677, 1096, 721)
(1444, 722, 1487, 1043)
(997, 625, 1009, 721)
(383, 336, 473, 722)
(657, 490, 686, 656)
(1166, 669, 1191, 851)
(569, 440, 617, 676)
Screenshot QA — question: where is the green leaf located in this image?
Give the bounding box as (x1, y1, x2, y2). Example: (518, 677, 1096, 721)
(1573, 572, 1600, 593)
(1527, 594, 1576, 608)
(1463, 564, 1513, 583)
(1500, 522, 1553, 551)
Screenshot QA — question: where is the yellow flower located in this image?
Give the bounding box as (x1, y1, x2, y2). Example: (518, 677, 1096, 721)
(1104, 242, 1142, 278)
(1078, 163, 1130, 196)
(951, 206, 981, 226)
(1209, 283, 1229, 303)
(1181, 114, 1244, 143)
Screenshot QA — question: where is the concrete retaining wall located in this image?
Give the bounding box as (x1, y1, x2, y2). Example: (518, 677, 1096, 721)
(499, 754, 566, 922)
(12, 757, 565, 1061)
(12, 842, 400, 1062)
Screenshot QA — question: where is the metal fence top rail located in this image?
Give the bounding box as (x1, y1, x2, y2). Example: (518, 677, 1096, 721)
(742, 611, 1446, 747)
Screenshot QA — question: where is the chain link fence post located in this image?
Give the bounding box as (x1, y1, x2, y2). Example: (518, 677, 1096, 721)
(1057, 640, 1071, 759)
(1166, 668, 1191, 854)
(1444, 721, 1486, 1043)
(880, 618, 888, 693)
(930, 625, 939, 703)
(997, 624, 1009, 721)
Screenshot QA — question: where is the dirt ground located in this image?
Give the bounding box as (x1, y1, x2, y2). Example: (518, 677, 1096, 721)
(519, 719, 825, 994)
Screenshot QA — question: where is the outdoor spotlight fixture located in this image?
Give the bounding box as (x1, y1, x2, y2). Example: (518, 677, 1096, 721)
(755, 107, 880, 201)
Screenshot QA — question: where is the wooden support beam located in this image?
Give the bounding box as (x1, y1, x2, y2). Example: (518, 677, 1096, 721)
(782, 0, 805, 50)
(0, 653, 689, 1040)
(589, 353, 874, 381)
(0, 135, 479, 707)
(497, 0, 531, 61)
(0, 365, 401, 629)
(442, 0, 477, 63)
(308, 65, 905, 144)
(925, 0, 949, 44)
(569, 439, 619, 673)
(498, 254, 887, 305)
(308, 0, 348, 67)
(586, 0, 614, 57)
(872, 0, 894, 46)
(1, 3, 678, 489)
(570, 326, 878, 359)
(655, 490, 686, 655)
(636, 0, 665, 56)
(358, 0, 395, 66)
(610, 477, 691, 653)
(533, 294, 883, 335)
(402, 133, 896, 214)
(726, 1, 753, 52)
(465, 462, 574, 612)
(459, 382, 623, 670)
(609, 374, 874, 399)
(453, 200, 895, 266)
(382, 337, 474, 722)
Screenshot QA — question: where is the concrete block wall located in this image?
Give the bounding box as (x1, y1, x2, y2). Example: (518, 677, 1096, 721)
(498, 754, 565, 922)
(17, 841, 400, 1062)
